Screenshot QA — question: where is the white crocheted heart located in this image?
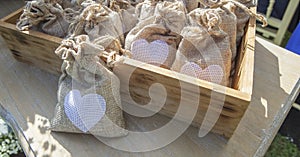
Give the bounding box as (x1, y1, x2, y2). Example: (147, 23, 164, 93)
(131, 39, 168, 66)
(64, 90, 106, 132)
(180, 62, 223, 84)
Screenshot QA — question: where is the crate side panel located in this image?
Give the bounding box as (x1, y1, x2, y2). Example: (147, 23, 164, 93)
(0, 21, 62, 74)
(114, 61, 249, 138)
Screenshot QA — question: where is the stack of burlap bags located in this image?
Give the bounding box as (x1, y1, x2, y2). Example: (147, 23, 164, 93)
(16, 0, 266, 137)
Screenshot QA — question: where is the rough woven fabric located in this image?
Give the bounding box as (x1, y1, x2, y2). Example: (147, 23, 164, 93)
(183, 0, 199, 12)
(128, 0, 145, 6)
(229, 1, 266, 47)
(125, 1, 187, 68)
(36, 0, 80, 8)
(218, 4, 237, 63)
(198, 0, 266, 47)
(234, 7, 249, 47)
(55, 0, 80, 9)
(218, 4, 237, 86)
(135, 0, 159, 21)
(16, 0, 69, 38)
(63, 0, 97, 36)
(109, 0, 138, 34)
(235, 0, 255, 5)
(196, 0, 267, 85)
(232, 1, 253, 46)
(198, 0, 255, 7)
(67, 3, 124, 44)
(50, 35, 128, 138)
(198, 0, 220, 7)
(135, 0, 183, 21)
(171, 8, 232, 86)
(195, 4, 237, 82)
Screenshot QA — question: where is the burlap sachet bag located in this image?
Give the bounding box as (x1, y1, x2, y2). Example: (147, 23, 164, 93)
(197, 4, 237, 85)
(128, 0, 145, 6)
(62, 0, 96, 36)
(67, 3, 124, 44)
(45, 0, 81, 9)
(196, 0, 267, 85)
(231, 1, 256, 46)
(171, 8, 232, 86)
(182, 0, 199, 12)
(55, 0, 82, 9)
(125, 1, 187, 68)
(63, 1, 98, 24)
(135, 0, 159, 21)
(135, 0, 189, 21)
(16, 0, 69, 38)
(233, 1, 266, 48)
(198, 0, 267, 46)
(215, 4, 237, 85)
(50, 35, 128, 138)
(109, 0, 138, 34)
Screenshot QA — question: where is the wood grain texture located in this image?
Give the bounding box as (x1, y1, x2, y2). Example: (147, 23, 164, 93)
(113, 58, 249, 137)
(0, 36, 300, 157)
(232, 7, 256, 95)
(0, 9, 62, 74)
(0, 7, 256, 138)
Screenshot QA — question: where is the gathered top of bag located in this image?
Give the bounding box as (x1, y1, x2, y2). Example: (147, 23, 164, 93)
(198, 0, 267, 26)
(16, 0, 268, 87)
(55, 35, 105, 76)
(56, 34, 126, 72)
(153, 0, 187, 34)
(106, 0, 138, 34)
(126, 0, 187, 48)
(189, 8, 227, 36)
(135, 0, 159, 21)
(135, 0, 187, 20)
(124, 0, 187, 68)
(54, 0, 82, 9)
(16, 0, 70, 37)
(66, 3, 125, 44)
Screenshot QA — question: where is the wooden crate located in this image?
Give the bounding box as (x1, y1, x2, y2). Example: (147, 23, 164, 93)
(0, 8, 256, 138)
(0, 8, 62, 74)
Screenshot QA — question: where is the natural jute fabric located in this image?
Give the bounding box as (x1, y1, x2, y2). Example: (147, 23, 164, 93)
(171, 8, 232, 86)
(17, 0, 69, 38)
(50, 35, 127, 138)
(125, 1, 187, 68)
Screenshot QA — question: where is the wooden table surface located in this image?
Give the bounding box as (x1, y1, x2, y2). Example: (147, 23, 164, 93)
(0, 36, 299, 157)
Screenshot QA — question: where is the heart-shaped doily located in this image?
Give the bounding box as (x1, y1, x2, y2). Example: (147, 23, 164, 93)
(180, 62, 224, 84)
(64, 90, 106, 132)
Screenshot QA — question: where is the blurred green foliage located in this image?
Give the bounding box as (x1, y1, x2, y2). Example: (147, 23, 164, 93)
(265, 134, 300, 157)
(0, 132, 22, 157)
